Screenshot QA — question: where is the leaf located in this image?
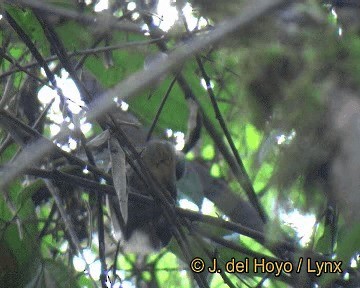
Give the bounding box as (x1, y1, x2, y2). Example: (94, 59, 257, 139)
(129, 76, 189, 133)
(55, 20, 92, 52)
(0, 241, 21, 287)
(109, 135, 127, 224)
(5, 6, 50, 55)
(0, 181, 37, 264)
(17, 179, 45, 207)
(86, 129, 110, 149)
(245, 123, 262, 152)
(316, 224, 360, 286)
(337, 225, 360, 259)
(85, 37, 145, 88)
(25, 259, 79, 288)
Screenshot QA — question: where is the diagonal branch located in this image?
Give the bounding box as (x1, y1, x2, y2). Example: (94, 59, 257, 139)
(194, 53, 267, 222)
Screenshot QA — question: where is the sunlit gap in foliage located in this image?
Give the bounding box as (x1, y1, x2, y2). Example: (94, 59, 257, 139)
(127, 2, 136, 11)
(73, 247, 101, 279)
(140, 0, 206, 33)
(38, 69, 91, 152)
(342, 255, 360, 281)
(179, 198, 199, 211)
(202, 198, 217, 215)
(91, 0, 109, 12)
(280, 209, 316, 247)
(114, 97, 129, 111)
(201, 78, 215, 90)
(165, 128, 185, 151)
(179, 195, 217, 217)
(63, 240, 100, 280)
(276, 130, 295, 145)
(350, 254, 359, 268)
(153, 0, 178, 32)
(331, 7, 338, 21)
(128, 2, 140, 21)
(330, 7, 343, 37)
(274, 130, 316, 246)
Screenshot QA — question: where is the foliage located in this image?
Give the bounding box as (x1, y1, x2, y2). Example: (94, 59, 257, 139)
(0, 0, 359, 287)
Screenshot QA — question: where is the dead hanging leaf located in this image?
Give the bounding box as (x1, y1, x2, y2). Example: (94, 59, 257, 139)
(86, 129, 110, 149)
(108, 135, 128, 224)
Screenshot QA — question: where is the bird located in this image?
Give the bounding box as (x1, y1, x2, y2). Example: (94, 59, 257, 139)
(109, 140, 179, 253)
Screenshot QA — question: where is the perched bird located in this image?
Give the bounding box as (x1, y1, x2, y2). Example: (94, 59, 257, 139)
(110, 140, 179, 253)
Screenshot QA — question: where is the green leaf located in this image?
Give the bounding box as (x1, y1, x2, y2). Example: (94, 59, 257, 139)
(201, 144, 215, 160)
(55, 21, 92, 52)
(25, 259, 80, 288)
(5, 6, 50, 55)
(245, 124, 262, 152)
(0, 143, 18, 164)
(210, 163, 221, 178)
(85, 35, 145, 88)
(129, 77, 189, 133)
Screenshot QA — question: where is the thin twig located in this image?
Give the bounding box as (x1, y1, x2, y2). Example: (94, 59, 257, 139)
(178, 208, 296, 252)
(10, 98, 55, 161)
(0, 38, 163, 79)
(4, 11, 72, 120)
(0, 109, 112, 189)
(38, 202, 56, 239)
(0, 49, 50, 87)
(4, 12, 56, 86)
(111, 241, 121, 288)
(44, 180, 98, 286)
(146, 75, 178, 141)
(193, 227, 296, 286)
(194, 54, 267, 222)
(34, 12, 94, 106)
(0, 74, 14, 109)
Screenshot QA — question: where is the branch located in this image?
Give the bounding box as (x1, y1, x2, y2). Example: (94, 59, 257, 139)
(6, 0, 143, 34)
